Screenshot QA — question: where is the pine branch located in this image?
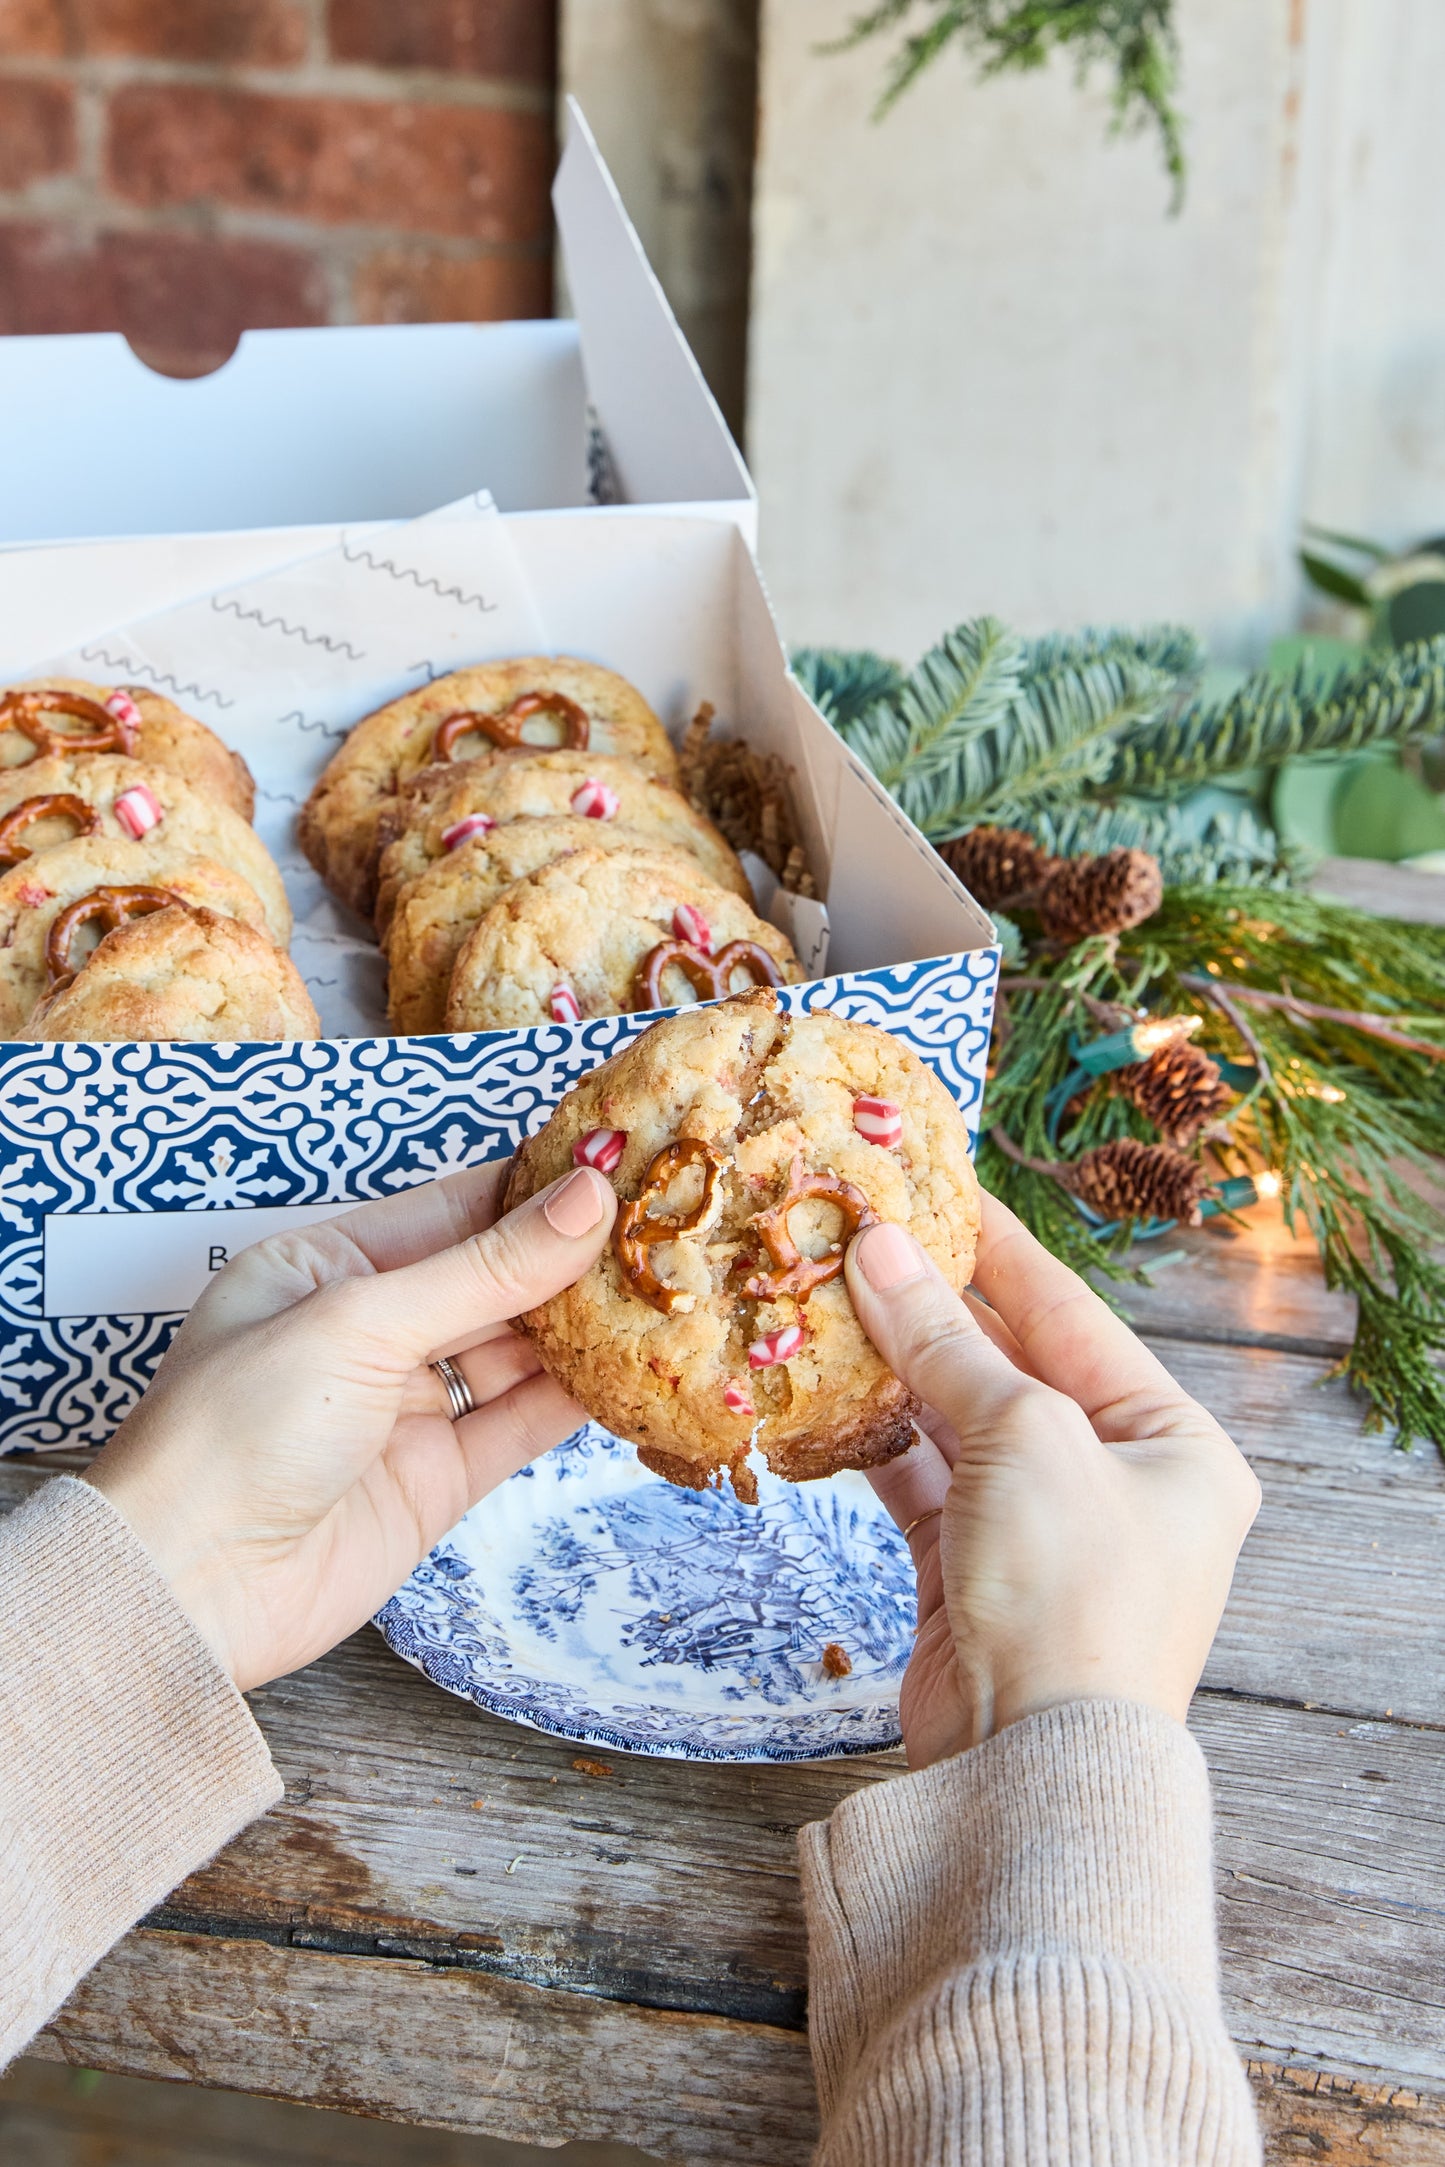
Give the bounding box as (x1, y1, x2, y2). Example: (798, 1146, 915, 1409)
(792, 645, 905, 731)
(1103, 637, 1445, 795)
(1006, 790, 1293, 886)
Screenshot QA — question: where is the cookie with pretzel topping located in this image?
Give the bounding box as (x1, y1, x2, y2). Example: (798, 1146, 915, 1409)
(443, 847, 801, 1033)
(0, 753, 289, 941)
(31, 905, 320, 1043)
(1, 678, 254, 819)
(0, 834, 272, 1036)
(300, 658, 680, 919)
(373, 749, 749, 935)
(385, 819, 710, 1035)
(502, 987, 981, 1499)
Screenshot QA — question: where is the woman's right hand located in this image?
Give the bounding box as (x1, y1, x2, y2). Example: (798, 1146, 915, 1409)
(845, 1193, 1261, 1769)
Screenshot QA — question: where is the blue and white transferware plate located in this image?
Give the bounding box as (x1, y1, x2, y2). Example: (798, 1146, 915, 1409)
(375, 1422, 915, 1762)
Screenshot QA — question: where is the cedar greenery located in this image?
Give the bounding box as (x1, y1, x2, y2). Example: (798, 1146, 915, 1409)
(795, 618, 1445, 1454)
(831, 0, 1186, 206)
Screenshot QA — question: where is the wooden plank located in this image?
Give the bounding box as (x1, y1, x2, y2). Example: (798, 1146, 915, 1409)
(32, 1930, 818, 2166)
(1106, 1209, 1359, 1355)
(1313, 855, 1445, 927)
(1155, 1342, 1445, 1727)
(1249, 2062, 1445, 2165)
(1197, 1700, 1445, 2087)
(0, 2056, 659, 2167)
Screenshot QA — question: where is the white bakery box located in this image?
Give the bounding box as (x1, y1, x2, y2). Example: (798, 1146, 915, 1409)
(0, 111, 999, 1457)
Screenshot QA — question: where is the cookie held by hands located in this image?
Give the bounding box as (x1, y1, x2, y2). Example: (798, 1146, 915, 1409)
(503, 989, 981, 1499)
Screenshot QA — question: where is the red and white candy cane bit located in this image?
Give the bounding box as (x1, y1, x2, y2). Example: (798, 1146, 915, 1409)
(853, 1095, 903, 1148)
(441, 811, 496, 852)
(573, 1126, 626, 1174)
(549, 983, 582, 1025)
(723, 1378, 756, 1418)
(570, 778, 620, 821)
(748, 1324, 805, 1369)
(671, 902, 712, 952)
(112, 781, 163, 839)
(104, 689, 142, 738)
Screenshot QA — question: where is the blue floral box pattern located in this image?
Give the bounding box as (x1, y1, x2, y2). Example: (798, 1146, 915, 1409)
(0, 949, 997, 1456)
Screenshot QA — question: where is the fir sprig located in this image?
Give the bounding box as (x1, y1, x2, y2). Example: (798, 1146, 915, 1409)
(1106, 639, 1445, 795)
(795, 619, 1445, 877)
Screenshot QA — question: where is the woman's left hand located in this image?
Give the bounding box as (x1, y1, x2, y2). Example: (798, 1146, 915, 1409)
(88, 1161, 616, 1693)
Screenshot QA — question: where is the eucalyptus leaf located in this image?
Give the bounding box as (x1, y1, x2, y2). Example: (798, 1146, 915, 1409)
(1299, 550, 1372, 608)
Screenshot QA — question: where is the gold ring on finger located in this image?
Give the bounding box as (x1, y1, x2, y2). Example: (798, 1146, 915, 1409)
(901, 1506, 944, 1542)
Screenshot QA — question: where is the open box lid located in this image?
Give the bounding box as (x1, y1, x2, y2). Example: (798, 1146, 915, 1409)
(0, 101, 753, 549)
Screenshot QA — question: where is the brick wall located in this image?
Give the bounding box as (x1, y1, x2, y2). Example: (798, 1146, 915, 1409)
(0, 0, 556, 376)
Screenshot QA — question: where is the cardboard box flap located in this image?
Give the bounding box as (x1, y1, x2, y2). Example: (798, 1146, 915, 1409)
(0, 322, 587, 546)
(554, 100, 754, 521)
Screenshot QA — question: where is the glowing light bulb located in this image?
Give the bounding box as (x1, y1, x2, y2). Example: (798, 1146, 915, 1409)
(1254, 1169, 1282, 1201)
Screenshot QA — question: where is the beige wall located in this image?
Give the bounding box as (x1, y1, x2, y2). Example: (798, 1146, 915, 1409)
(565, 1, 1445, 663)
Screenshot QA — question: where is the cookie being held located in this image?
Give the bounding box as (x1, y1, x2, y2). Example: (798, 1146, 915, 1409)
(374, 749, 750, 933)
(0, 752, 290, 942)
(0, 835, 271, 1036)
(1, 679, 254, 819)
(386, 819, 707, 1035)
(32, 906, 321, 1043)
(503, 989, 981, 1499)
(301, 659, 681, 919)
(443, 847, 801, 1032)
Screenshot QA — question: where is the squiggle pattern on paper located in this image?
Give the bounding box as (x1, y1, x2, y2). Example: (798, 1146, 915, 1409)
(339, 541, 500, 615)
(78, 645, 237, 713)
(209, 596, 365, 660)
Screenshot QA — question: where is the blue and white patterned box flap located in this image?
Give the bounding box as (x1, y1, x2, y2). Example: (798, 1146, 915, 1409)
(0, 957, 996, 1454)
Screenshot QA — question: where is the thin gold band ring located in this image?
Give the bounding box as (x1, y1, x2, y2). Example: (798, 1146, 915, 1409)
(901, 1506, 944, 1542)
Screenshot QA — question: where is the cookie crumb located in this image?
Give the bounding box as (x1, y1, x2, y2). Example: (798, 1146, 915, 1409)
(821, 1642, 852, 1679)
(572, 1756, 614, 1778)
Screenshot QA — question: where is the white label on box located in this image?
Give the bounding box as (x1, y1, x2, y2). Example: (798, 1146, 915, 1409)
(44, 1203, 348, 1318)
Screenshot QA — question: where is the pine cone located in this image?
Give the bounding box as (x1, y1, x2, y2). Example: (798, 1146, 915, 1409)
(1039, 848, 1163, 942)
(1069, 1139, 1208, 1226)
(1116, 1038, 1234, 1147)
(938, 826, 1049, 909)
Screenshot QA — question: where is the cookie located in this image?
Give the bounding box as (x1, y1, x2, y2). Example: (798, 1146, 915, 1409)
(373, 750, 750, 935)
(503, 988, 981, 1498)
(0, 753, 289, 943)
(300, 658, 681, 919)
(0, 835, 272, 1037)
(32, 905, 321, 1044)
(443, 847, 802, 1033)
(385, 819, 709, 1035)
(1, 679, 254, 820)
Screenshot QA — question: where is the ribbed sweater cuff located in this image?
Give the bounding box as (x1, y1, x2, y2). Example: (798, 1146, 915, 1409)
(800, 1700, 1234, 2134)
(0, 1476, 281, 2065)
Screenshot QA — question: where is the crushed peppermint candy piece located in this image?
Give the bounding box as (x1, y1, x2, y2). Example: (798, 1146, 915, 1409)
(549, 983, 581, 1025)
(570, 777, 620, 820)
(442, 812, 496, 852)
(104, 689, 142, 731)
(573, 1126, 626, 1173)
(723, 1379, 756, 1418)
(671, 902, 712, 951)
(853, 1095, 903, 1148)
(748, 1324, 805, 1369)
(113, 782, 163, 839)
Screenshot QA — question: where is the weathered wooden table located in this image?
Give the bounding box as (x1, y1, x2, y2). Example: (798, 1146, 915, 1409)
(5, 861, 1444, 2166)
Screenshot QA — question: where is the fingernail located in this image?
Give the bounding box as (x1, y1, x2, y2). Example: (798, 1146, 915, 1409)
(543, 1166, 608, 1238)
(857, 1221, 927, 1292)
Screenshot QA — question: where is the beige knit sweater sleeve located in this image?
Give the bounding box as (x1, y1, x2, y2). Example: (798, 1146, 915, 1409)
(799, 1698, 1261, 2165)
(0, 1477, 281, 2068)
